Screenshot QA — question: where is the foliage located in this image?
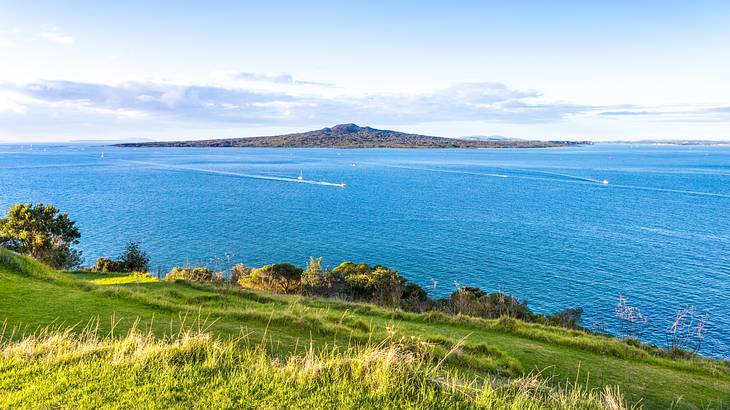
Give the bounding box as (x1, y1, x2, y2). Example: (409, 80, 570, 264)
(300, 256, 324, 289)
(2, 248, 729, 409)
(0, 203, 81, 269)
(91, 242, 150, 273)
(445, 288, 533, 320)
(118, 241, 150, 272)
(401, 282, 431, 312)
(92, 257, 124, 272)
(230, 263, 251, 286)
(165, 267, 213, 282)
(537, 307, 584, 329)
(240, 263, 303, 294)
(342, 264, 403, 306)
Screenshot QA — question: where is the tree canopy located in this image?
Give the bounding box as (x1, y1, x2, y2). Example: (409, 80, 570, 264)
(0, 203, 81, 269)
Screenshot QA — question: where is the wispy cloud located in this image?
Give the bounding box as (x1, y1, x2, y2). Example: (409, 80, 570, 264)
(221, 71, 336, 88)
(599, 105, 730, 122)
(37, 26, 73, 45)
(1, 74, 729, 139)
(3, 79, 589, 125)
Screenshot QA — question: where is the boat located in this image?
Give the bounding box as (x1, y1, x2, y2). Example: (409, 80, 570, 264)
(297, 170, 304, 181)
(600, 179, 609, 184)
(101, 152, 105, 158)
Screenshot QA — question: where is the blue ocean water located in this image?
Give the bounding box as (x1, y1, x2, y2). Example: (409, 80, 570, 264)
(1, 144, 728, 358)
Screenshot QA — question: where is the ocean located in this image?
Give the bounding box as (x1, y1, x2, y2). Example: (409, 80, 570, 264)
(1, 143, 728, 357)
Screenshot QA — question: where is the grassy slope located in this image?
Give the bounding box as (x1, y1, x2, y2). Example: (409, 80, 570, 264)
(1, 250, 728, 409)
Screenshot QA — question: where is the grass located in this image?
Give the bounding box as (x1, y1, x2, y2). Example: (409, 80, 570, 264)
(0, 326, 632, 410)
(1, 249, 728, 409)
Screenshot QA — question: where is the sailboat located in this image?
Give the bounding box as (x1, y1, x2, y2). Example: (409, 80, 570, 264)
(297, 170, 304, 181)
(101, 152, 105, 159)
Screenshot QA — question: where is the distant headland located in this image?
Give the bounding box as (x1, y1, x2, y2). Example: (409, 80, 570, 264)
(114, 124, 591, 149)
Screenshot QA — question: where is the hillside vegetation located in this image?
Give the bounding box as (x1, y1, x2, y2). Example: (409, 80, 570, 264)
(114, 123, 590, 148)
(1, 249, 728, 409)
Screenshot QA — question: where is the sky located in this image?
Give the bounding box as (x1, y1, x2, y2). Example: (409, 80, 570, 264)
(1, 0, 729, 142)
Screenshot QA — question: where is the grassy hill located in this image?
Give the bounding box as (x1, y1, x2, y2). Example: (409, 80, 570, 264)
(1, 249, 728, 409)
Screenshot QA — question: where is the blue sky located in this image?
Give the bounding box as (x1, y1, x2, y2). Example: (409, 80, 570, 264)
(1, 1, 729, 141)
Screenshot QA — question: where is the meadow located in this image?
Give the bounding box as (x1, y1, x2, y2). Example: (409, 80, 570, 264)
(1, 249, 728, 409)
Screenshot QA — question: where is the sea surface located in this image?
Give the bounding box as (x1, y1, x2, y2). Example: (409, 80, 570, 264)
(1, 143, 728, 358)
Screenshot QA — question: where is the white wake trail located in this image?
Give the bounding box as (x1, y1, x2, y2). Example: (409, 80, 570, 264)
(373, 163, 730, 199)
(122, 161, 346, 188)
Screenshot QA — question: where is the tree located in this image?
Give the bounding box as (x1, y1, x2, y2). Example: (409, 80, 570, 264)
(119, 242, 150, 272)
(0, 203, 81, 269)
(301, 256, 323, 288)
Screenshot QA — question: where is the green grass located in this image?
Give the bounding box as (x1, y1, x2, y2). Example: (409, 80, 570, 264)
(1, 249, 728, 409)
(0, 326, 633, 410)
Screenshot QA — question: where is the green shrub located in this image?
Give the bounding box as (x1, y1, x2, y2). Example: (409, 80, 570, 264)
(447, 289, 533, 321)
(230, 263, 251, 285)
(165, 267, 213, 282)
(92, 257, 124, 272)
(119, 242, 149, 272)
(240, 263, 303, 293)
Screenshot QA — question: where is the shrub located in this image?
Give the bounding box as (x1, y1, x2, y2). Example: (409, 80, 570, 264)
(92, 257, 124, 272)
(165, 267, 213, 282)
(401, 282, 431, 312)
(239, 263, 303, 294)
(537, 307, 584, 329)
(447, 289, 533, 321)
(119, 242, 150, 272)
(301, 256, 324, 289)
(230, 263, 250, 285)
(333, 262, 408, 306)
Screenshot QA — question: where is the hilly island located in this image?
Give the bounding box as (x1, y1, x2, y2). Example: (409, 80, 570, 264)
(115, 123, 590, 148)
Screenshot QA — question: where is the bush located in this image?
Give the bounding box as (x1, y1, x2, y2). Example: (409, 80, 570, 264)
(447, 289, 533, 321)
(333, 262, 407, 306)
(119, 242, 149, 272)
(240, 263, 303, 294)
(401, 282, 431, 312)
(165, 267, 213, 282)
(537, 307, 584, 329)
(230, 263, 251, 285)
(92, 257, 124, 272)
(301, 256, 323, 289)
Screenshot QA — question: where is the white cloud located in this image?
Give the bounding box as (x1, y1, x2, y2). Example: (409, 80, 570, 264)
(37, 26, 73, 45)
(0, 91, 29, 114)
(1, 74, 728, 141)
(0, 38, 16, 48)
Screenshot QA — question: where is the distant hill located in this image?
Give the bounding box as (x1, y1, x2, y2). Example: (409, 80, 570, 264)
(602, 139, 730, 146)
(115, 124, 590, 148)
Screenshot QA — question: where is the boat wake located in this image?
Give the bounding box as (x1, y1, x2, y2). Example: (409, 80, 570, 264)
(509, 168, 605, 184)
(374, 163, 730, 199)
(122, 161, 346, 188)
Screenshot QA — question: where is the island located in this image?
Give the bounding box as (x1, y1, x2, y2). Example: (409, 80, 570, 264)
(114, 123, 591, 149)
